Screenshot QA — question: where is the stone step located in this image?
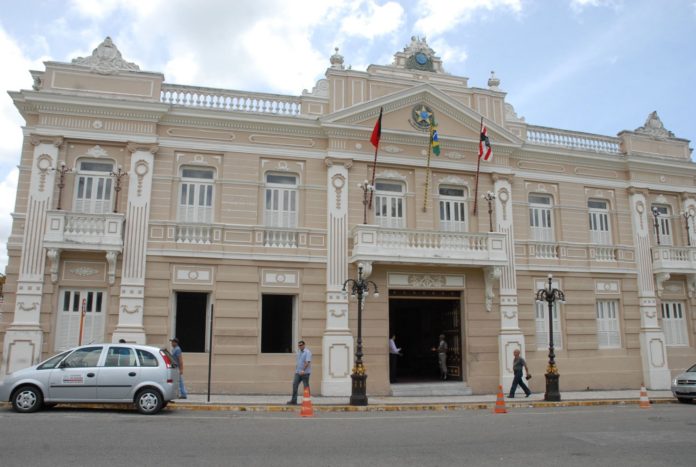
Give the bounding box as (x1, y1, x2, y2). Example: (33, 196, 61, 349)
(390, 382, 473, 397)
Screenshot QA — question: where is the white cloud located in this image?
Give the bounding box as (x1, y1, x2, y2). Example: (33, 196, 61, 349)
(429, 38, 468, 67)
(340, 1, 405, 39)
(569, 0, 622, 13)
(0, 169, 19, 271)
(414, 0, 523, 35)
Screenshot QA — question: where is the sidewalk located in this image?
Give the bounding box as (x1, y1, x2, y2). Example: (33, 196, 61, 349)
(170, 389, 676, 412)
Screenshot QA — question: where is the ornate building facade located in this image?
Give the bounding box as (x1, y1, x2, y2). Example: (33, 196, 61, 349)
(1, 36, 694, 396)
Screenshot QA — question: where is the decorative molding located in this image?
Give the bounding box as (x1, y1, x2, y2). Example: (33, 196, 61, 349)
(408, 274, 445, 288)
(36, 154, 53, 192)
(382, 145, 402, 154)
(47, 248, 61, 283)
(71, 37, 141, 74)
(375, 169, 407, 181)
(329, 308, 347, 318)
(134, 160, 150, 197)
(105, 251, 118, 285)
(444, 151, 464, 160)
(635, 111, 674, 139)
(121, 305, 142, 314)
(655, 272, 670, 297)
(331, 174, 345, 210)
(324, 157, 353, 169)
(484, 266, 502, 312)
(16, 301, 40, 312)
(70, 266, 100, 277)
(86, 145, 109, 158)
(438, 175, 468, 187)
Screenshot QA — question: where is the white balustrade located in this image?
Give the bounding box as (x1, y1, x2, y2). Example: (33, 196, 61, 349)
(176, 225, 212, 244)
(526, 126, 620, 154)
(532, 242, 559, 259)
(161, 84, 301, 116)
(263, 229, 298, 248)
(44, 211, 125, 249)
(593, 246, 617, 262)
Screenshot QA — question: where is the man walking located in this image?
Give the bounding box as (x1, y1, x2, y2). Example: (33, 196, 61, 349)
(436, 334, 448, 381)
(170, 338, 188, 399)
(287, 340, 312, 405)
(389, 334, 402, 383)
(508, 348, 532, 398)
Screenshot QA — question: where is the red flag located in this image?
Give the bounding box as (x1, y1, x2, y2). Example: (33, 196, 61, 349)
(370, 107, 383, 148)
(479, 124, 492, 161)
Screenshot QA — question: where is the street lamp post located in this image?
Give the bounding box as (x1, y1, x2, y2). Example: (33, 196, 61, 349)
(53, 161, 72, 210)
(110, 165, 128, 213)
(342, 263, 379, 406)
(682, 211, 693, 246)
(359, 180, 374, 224)
(535, 274, 566, 402)
(483, 191, 496, 232)
(651, 206, 661, 245)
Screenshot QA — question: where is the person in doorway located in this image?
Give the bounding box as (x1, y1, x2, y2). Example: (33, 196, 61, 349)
(432, 334, 448, 380)
(170, 338, 188, 399)
(508, 348, 532, 398)
(287, 340, 312, 405)
(389, 334, 402, 383)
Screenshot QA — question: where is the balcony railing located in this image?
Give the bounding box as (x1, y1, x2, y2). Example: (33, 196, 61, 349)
(350, 225, 508, 266)
(161, 84, 302, 116)
(44, 211, 125, 250)
(652, 246, 696, 274)
(517, 241, 635, 268)
(526, 126, 621, 154)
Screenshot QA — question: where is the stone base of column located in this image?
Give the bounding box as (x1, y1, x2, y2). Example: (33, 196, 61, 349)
(1, 326, 44, 377)
(320, 333, 354, 396)
(639, 330, 671, 389)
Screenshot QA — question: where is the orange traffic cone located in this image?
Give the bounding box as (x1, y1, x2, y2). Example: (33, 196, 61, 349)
(639, 383, 651, 409)
(300, 386, 314, 417)
(494, 385, 507, 414)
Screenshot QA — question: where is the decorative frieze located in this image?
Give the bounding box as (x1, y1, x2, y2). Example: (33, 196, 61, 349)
(173, 266, 214, 285)
(261, 269, 300, 287)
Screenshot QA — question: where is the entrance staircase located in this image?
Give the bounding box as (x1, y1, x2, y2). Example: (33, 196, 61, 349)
(390, 382, 473, 397)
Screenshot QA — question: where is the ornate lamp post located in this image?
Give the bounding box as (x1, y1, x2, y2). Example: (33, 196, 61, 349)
(110, 165, 128, 213)
(342, 263, 379, 406)
(651, 206, 661, 245)
(535, 274, 565, 402)
(53, 161, 72, 210)
(358, 180, 375, 224)
(483, 191, 496, 232)
(682, 211, 693, 246)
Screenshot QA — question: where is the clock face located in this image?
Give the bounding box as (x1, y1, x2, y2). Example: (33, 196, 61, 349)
(415, 52, 428, 65)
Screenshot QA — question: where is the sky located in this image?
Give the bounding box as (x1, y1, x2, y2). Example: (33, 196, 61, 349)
(0, 0, 694, 272)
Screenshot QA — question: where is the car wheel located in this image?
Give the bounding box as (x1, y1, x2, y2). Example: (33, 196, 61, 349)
(677, 397, 692, 404)
(135, 388, 163, 415)
(11, 386, 44, 413)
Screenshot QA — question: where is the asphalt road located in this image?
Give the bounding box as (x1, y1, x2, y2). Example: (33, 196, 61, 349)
(0, 404, 695, 467)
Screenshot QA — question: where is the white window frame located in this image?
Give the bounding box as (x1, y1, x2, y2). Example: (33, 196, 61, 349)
(54, 288, 107, 351)
(535, 279, 562, 350)
(596, 300, 621, 349)
(588, 199, 612, 245)
(652, 205, 673, 246)
(264, 173, 298, 228)
(178, 167, 214, 224)
(529, 194, 554, 241)
(661, 301, 688, 346)
(73, 160, 114, 214)
(374, 181, 405, 228)
(439, 186, 468, 232)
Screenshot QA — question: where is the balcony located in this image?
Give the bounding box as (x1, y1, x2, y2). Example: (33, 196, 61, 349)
(652, 246, 696, 275)
(516, 240, 635, 270)
(350, 225, 508, 267)
(44, 211, 125, 251)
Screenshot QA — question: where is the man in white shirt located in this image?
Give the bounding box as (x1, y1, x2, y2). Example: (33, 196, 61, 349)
(389, 334, 402, 383)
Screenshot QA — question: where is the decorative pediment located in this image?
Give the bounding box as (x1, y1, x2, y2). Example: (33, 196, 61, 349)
(71, 37, 141, 75)
(635, 111, 674, 139)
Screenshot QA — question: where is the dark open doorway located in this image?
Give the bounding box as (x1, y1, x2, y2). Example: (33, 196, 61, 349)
(389, 291, 462, 382)
(175, 292, 208, 353)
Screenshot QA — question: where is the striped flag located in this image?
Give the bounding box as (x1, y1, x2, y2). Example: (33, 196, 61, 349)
(430, 119, 440, 156)
(479, 123, 492, 161)
(370, 107, 383, 148)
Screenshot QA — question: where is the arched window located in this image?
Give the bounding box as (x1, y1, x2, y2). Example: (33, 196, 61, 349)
(374, 181, 405, 228)
(438, 186, 467, 232)
(529, 194, 553, 241)
(588, 199, 611, 245)
(178, 167, 214, 223)
(264, 173, 298, 228)
(74, 160, 114, 214)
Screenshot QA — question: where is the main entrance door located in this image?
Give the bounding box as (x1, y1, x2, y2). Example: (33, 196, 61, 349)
(389, 290, 463, 382)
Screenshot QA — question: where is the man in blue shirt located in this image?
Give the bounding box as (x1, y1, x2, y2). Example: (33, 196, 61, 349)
(170, 338, 188, 399)
(287, 340, 312, 405)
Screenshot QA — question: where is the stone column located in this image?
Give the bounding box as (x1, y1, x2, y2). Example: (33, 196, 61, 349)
(1, 137, 62, 376)
(629, 189, 670, 389)
(112, 145, 156, 344)
(493, 174, 526, 390)
(321, 158, 354, 396)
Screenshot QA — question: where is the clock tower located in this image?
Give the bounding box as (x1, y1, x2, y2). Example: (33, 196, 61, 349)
(391, 36, 444, 73)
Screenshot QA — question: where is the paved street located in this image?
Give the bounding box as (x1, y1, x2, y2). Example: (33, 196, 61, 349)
(1, 404, 695, 467)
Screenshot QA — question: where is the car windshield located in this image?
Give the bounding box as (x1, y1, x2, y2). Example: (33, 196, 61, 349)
(37, 350, 72, 370)
(687, 364, 696, 373)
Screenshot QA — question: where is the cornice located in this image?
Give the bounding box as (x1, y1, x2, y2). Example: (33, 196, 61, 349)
(161, 113, 323, 138)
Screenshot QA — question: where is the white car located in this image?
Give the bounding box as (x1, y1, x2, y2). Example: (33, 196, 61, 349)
(0, 344, 180, 414)
(672, 363, 696, 404)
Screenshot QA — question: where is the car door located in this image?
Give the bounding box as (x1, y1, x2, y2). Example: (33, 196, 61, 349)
(97, 346, 141, 401)
(48, 346, 103, 401)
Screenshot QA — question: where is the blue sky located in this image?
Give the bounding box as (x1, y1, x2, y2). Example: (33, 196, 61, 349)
(0, 0, 694, 271)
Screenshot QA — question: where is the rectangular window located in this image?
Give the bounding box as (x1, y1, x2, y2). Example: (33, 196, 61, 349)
(374, 181, 405, 228)
(661, 301, 688, 346)
(653, 205, 673, 246)
(588, 200, 611, 245)
(596, 300, 621, 348)
(529, 195, 553, 241)
(178, 167, 214, 224)
(174, 292, 209, 353)
(261, 294, 294, 353)
(264, 174, 298, 228)
(439, 186, 467, 232)
(74, 174, 113, 214)
(55, 289, 106, 351)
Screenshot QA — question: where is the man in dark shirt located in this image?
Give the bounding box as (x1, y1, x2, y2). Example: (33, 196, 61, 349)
(508, 349, 532, 398)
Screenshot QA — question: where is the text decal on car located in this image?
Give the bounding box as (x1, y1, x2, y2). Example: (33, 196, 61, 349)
(62, 375, 85, 384)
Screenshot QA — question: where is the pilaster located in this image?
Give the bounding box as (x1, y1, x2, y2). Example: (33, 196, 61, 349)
(113, 145, 156, 343)
(629, 190, 670, 389)
(321, 157, 354, 396)
(2, 137, 61, 375)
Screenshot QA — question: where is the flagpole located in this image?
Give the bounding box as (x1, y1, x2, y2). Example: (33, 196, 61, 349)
(368, 107, 383, 209)
(473, 117, 484, 215)
(423, 125, 433, 213)
(368, 143, 379, 209)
